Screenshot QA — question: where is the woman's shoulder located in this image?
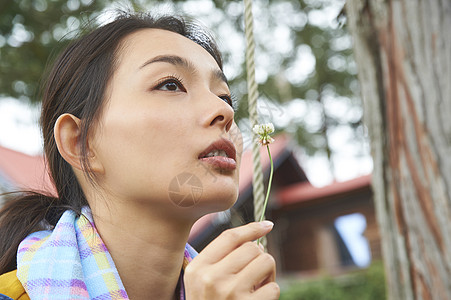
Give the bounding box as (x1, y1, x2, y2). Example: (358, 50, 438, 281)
(0, 270, 29, 300)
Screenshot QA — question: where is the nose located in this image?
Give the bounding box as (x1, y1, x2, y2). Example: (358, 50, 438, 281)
(201, 93, 234, 132)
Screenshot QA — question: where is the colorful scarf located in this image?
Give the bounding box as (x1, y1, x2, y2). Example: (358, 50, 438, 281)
(16, 207, 197, 299)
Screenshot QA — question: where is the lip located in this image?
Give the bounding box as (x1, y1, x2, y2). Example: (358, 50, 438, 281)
(198, 138, 237, 171)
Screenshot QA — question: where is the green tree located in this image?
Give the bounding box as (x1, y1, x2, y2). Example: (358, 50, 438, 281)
(0, 0, 110, 101)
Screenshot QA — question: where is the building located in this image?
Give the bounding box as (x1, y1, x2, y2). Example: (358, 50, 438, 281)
(272, 174, 381, 276)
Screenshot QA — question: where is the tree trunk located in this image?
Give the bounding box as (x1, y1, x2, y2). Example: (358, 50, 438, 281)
(346, 0, 451, 299)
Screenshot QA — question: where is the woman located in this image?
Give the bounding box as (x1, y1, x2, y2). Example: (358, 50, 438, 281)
(0, 12, 279, 300)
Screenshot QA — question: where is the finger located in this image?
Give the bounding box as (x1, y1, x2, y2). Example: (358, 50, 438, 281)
(197, 221, 273, 263)
(252, 282, 280, 300)
(238, 252, 276, 289)
(215, 241, 263, 274)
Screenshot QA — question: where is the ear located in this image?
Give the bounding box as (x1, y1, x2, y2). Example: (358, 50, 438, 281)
(54, 113, 104, 174)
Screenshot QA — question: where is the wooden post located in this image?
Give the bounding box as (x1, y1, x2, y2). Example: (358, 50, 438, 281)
(346, 0, 451, 299)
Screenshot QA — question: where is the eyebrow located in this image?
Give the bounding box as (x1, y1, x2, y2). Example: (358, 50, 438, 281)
(139, 54, 228, 85)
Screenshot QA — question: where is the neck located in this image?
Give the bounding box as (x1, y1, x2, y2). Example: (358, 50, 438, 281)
(90, 200, 193, 300)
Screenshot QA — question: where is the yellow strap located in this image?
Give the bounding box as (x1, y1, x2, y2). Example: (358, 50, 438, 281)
(0, 270, 30, 300)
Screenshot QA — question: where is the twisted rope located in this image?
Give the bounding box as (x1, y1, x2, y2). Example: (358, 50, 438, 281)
(243, 0, 266, 248)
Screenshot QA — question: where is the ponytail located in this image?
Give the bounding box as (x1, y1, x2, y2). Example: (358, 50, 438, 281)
(0, 192, 66, 274)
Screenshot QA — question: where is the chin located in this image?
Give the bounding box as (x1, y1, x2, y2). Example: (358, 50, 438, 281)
(169, 172, 239, 217)
(183, 188, 238, 219)
(205, 188, 238, 209)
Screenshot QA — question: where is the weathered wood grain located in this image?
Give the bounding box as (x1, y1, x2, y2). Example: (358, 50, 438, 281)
(346, 0, 451, 299)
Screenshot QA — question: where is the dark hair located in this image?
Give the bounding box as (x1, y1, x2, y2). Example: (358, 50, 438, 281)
(0, 12, 223, 274)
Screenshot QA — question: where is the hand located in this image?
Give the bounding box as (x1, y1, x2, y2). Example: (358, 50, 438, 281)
(184, 221, 280, 300)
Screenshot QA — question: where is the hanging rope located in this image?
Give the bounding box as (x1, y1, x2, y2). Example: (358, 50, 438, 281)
(243, 0, 267, 248)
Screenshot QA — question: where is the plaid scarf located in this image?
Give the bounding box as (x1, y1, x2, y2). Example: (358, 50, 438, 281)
(16, 207, 197, 299)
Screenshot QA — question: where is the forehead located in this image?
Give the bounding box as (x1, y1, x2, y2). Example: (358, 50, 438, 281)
(116, 28, 220, 71)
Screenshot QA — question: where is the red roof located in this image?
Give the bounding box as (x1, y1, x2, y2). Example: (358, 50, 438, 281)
(0, 145, 55, 194)
(277, 174, 372, 206)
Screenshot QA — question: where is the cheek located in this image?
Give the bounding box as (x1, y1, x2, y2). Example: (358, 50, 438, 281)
(100, 104, 185, 154)
(94, 106, 194, 195)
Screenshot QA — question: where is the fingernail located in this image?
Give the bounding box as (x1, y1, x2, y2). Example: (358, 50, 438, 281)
(260, 220, 274, 229)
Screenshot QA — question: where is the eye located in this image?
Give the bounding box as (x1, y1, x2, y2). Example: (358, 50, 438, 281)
(154, 77, 186, 93)
(219, 93, 237, 110)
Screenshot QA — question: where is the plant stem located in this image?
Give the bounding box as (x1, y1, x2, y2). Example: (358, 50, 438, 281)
(257, 144, 274, 246)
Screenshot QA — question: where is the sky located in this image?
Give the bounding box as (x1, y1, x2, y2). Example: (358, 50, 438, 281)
(0, 98, 42, 155)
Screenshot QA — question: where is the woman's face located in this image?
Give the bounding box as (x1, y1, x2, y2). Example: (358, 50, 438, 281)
(90, 29, 243, 219)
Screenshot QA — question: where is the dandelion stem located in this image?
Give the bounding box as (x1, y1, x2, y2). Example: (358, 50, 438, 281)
(257, 144, 274, 246)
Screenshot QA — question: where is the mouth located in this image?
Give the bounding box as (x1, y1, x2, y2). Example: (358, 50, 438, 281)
(198, 138, 237, 171)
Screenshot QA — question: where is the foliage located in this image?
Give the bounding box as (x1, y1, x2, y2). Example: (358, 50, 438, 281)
(280, 261, 387, 300)
(0, 0, 103, 100)
(0, 0, 365, 160)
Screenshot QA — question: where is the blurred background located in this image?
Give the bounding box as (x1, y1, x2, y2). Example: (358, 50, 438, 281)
(0, 0, 385, 298)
